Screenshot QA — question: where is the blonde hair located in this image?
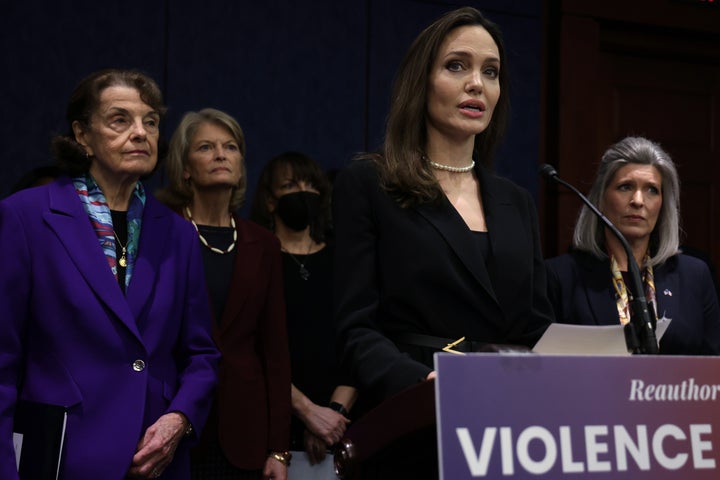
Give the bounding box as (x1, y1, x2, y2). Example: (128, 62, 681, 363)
(157, 108, 247, 211)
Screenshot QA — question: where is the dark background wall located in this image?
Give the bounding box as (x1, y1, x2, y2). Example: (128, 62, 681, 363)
(0, 0, 544, 213)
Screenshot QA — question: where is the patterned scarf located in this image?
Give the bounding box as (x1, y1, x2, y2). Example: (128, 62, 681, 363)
(610, 253, 657, 326)
(73, 174, 145, 288)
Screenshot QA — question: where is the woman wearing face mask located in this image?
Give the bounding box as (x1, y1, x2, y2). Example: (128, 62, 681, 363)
(251, 152, 357, 475)
(157, 109, 291, 480)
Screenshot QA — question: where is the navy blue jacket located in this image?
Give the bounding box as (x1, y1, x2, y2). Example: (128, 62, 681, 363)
(546, 250, 720, 355)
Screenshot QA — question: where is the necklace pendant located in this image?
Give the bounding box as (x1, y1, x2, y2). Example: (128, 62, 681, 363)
(299, 265, 310, 281)
(119, 248, 127, 267)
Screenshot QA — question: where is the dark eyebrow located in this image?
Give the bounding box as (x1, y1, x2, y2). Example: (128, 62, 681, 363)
(444, 51, 472, 61)
(104, 107, 129, 116)
(444, 50, 500, 64)
(104, 106, 159, 118)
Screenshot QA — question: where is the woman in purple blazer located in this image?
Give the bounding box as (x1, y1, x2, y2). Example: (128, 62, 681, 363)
(0, 69, 220, 480)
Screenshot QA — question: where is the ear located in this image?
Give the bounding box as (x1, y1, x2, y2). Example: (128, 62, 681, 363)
(72, 120, 93, 156)
(266, 194, 277, 213)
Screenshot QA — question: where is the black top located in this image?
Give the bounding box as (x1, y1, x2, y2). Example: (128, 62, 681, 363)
(472, 230, 491, 265)
(111, 210, 127, 293)
(196, 224, 236, 323)
(282, 245, 344, 448)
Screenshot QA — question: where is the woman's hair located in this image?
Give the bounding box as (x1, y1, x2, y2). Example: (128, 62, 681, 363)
(11, 164, 62, 193)
(156, 108, 247, 212)
(51, 69, 166, 176)
(371, 6, 509, 208)
(573, 136, 681, 266)
(249, 151, 332, 243)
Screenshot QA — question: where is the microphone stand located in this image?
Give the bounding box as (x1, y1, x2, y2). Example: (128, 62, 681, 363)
(540, 165, 659, 354)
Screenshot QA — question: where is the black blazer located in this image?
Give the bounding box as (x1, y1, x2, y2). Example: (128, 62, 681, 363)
(332, 160, 553, 403)
(545, 250, 720, 355)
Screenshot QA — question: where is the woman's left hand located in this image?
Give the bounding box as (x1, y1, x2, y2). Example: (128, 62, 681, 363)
(300, 404, 350, 445)
(127, 412, 187, 478)
(303, 429, 328, 464)
(262, 455, 288, 480)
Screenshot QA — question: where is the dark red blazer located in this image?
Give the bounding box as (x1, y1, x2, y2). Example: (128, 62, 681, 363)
(204, 216, 291, 470)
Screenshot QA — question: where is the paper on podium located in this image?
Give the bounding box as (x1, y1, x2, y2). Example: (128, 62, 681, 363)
(533, 317, 671, 355)
(287, 450, 337, 480)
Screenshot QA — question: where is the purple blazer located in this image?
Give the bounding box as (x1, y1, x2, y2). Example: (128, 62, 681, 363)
(0, 176, 220, 480)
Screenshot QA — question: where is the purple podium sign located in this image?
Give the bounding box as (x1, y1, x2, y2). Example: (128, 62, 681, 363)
(435, 353, 720, 479)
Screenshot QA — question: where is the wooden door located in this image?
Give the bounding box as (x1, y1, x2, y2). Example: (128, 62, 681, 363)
(543, 0, 720, 268)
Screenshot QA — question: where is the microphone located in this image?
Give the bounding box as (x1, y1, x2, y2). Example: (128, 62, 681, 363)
(540, 164, 659, 355)
(539, 163, 559, 179)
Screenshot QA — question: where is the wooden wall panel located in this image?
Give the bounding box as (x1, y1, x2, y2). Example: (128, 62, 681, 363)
(544, 0, 720, 266)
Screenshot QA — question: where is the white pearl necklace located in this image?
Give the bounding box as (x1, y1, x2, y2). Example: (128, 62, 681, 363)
(424, 156, 475, 173)
(185, 206, 237, 255)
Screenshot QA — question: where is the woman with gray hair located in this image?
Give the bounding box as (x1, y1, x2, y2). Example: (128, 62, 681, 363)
(545, 136, 720, 354)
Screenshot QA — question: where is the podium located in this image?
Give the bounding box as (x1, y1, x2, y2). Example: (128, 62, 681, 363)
(435, 354, 720, 479)
(335, 354, 720, 479)
(334, 379, 436, 479)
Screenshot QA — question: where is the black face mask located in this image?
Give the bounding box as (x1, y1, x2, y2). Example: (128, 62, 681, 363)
(275, 191, 321, 231)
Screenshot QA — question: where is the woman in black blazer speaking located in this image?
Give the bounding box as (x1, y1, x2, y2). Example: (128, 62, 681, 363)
(332, 5, 553, 460)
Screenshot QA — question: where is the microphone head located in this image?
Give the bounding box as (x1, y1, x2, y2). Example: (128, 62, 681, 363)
(539, 164, 558, 179)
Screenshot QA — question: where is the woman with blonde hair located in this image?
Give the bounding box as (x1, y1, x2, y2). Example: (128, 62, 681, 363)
(158, 108, 291, 480)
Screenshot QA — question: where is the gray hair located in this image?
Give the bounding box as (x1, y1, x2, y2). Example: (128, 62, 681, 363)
(573, 136, 680, 266)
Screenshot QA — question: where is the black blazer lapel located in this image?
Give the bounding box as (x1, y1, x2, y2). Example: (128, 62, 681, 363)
(415, 192, 498, 304)
(480, 171, 515, 289)
(478, 168, 535, 318)
(576, 253, 620, 325)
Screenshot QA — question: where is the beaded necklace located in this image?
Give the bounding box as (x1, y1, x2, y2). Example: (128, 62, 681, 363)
(185, 206, 237, 255)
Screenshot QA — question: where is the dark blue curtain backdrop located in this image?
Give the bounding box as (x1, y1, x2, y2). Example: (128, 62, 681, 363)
(0, 0, 542, 210)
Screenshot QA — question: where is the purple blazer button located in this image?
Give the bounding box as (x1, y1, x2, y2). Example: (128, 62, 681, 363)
(132, 359, 146, 372)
